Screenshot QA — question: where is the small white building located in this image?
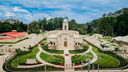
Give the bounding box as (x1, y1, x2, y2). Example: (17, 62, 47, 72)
(91, 34, 103, 39)
(113, 35, 128, 45)
(46, 19, 83, 50)
(121, 45, 128, 54)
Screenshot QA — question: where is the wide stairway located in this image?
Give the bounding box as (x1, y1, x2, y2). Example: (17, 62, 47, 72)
(64, 49, 74, 72)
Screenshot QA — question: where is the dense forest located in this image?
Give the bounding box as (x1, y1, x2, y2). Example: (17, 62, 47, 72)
(28, 17, 87, 34)
(86, 8, 128, 36)
(0, 20, 27, 33)
(0, 8, 128, 36)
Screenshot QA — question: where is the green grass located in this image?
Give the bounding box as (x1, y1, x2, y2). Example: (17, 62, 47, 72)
(72, 52, 93, 63)
(40, 32, 46, 34)
(40, 38, 47, 44)
(92, 46, 120, 67)
(0, 42, 14, 44)
(8, 45, 12, 47)
(53, 55, 64, 60)
(42, 45, 64, 54)
(11, 46, 39, 67)
(69, 45, 89, 54)
(40, 52, 64, 64)
(72, 46, 120, 67)
(100, 38, 113, 43)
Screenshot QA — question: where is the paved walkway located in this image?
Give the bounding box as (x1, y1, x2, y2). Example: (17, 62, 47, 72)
(84, 36, 114, 51)
(0, 54, 11, 72)
(64, 49, 74, 72)
(18, 44, 98, 71)
(75, 45, 98, 68)
(10, 34, 44, 51)
(47, 69, 128, 72)
(36, 44, 64, 68)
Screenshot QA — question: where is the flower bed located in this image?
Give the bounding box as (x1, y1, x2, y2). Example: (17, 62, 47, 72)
(19, 62, 42, 65)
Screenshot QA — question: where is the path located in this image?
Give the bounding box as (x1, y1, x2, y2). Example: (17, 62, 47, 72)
(36, 44, 64, 68)
(75, 45, 98, 68)
(64, 49, 74, 72)
(0, 54, 11, 72)
(18, 45, 98, 70)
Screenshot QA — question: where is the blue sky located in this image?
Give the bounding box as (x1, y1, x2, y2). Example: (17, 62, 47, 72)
(0, 0, 128, 24)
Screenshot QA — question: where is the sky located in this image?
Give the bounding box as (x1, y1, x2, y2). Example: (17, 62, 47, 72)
(0, 0, 128, 24)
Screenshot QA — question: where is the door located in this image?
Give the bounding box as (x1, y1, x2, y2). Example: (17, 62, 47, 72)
(64, 41, 67, 47)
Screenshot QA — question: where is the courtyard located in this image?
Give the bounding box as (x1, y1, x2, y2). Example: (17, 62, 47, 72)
(1, 19, 128, 72)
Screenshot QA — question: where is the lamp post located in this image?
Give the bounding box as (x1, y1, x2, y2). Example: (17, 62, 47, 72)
(86, 58, 90, 72)
(45, 64, 47, 72)
(81, 61, 83, 72)
(98, 57, 99, 72)
(97, 56, 102, 72)
(92, 64, 94, 72)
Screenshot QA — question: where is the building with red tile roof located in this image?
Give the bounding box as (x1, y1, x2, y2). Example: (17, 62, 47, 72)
(0, 30, 27, 40)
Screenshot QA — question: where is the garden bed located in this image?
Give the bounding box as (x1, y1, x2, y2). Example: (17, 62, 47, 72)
(69, 45, 89, 54)
(42, 45, 64, 54)
(11, 46, 39, 67)
(72, 52, 93, 64)
(40, 52, 64, 64)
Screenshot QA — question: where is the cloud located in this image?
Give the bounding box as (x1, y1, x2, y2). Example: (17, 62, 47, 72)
(0, 12, 2, 15)
(90, 0, 109, 4)
(12, 7, 29, 13)
(5, 12, 15, 17)
(0, 0, 128, 23)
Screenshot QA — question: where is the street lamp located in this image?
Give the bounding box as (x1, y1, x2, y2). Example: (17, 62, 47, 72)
(86, 58, 91, 72)
(98, 57, 99, 72)
(92, 64, 94, 72)
(82, 53, 92, 72)
(44, 64, 47, 72)
(97, 56, 102, 72)
(81, 61, 84, 72)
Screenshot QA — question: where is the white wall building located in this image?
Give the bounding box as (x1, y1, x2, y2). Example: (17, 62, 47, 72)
(46, 19, 83, 50)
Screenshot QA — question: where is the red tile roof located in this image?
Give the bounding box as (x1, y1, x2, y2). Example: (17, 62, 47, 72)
(1, 32, 26, 38)
(0, 38, 15, 40)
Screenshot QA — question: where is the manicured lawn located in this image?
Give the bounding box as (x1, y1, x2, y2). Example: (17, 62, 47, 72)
(69, 45, 89, 54)
(42, 45, 64, 54)
(40, 38, 46, 44)
(40, 32, 46, 34)
(0, 42, 14, 44)
(72, 52, 93, 63)
(40, 52, 64, 64)
(92, 46, 120, 67)
(100, 38, 113, 43)
(11, 46, 39, 67)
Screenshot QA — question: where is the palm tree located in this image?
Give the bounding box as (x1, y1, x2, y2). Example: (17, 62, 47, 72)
(114, 48, 119, 53)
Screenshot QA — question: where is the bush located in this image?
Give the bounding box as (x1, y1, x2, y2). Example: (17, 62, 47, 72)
(69, 45, 89, 54)
(42, 45, 64, 54)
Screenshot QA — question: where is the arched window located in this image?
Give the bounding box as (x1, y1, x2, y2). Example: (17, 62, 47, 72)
(75, 43, 77, 45)
(65, 25, 67, 30)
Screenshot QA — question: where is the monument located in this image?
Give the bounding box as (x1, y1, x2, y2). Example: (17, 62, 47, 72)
(46, 19, 83, 50)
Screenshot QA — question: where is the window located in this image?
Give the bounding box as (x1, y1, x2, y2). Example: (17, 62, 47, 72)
(65, 25, 67, 30)
(64, 41, 67, 47)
